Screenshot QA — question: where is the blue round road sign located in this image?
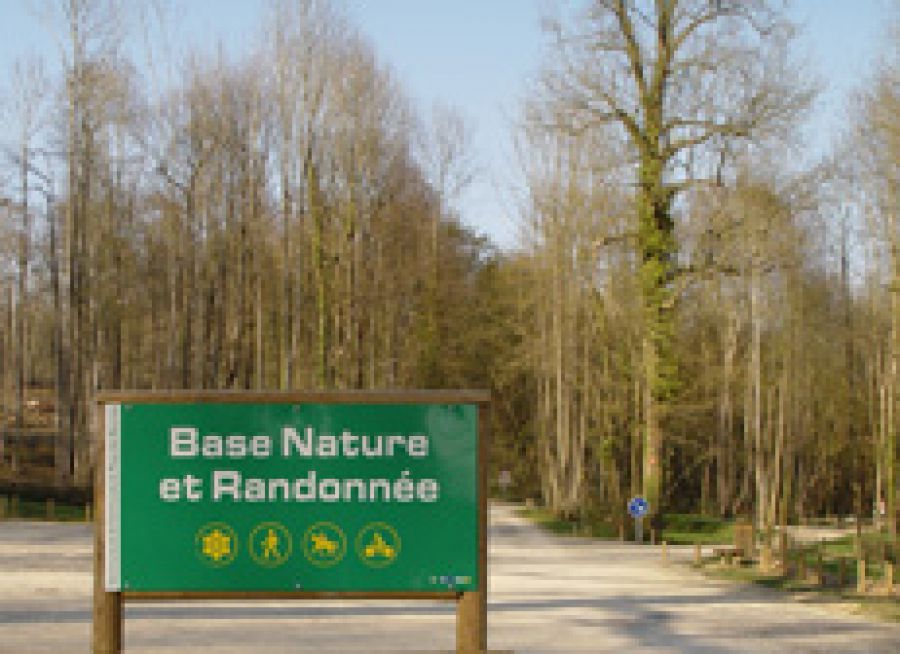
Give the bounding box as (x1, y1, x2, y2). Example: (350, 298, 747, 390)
(627, 496, 649, 519)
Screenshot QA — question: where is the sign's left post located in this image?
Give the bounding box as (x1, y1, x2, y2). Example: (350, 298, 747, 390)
(93, 401, 122, 653)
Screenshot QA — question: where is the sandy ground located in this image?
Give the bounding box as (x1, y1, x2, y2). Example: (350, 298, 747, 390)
(0, 504, 898, 653)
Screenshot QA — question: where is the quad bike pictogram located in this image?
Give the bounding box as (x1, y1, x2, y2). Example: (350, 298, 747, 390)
(364, 532, 395, 559)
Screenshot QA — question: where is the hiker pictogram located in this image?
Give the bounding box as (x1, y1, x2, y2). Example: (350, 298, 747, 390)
(263, 529, 281, 559)
(249, 522, 292, 568)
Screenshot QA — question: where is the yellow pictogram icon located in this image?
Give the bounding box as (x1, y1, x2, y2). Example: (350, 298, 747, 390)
(262, 528, 282, 559)
(195, 522, 237, 567)
(312, 532, 338, 554)
(364, 532, 395, 559)
(249, 522, 292, 568)
(355, 522, 401, 568)
(204, 529, 232, 560)
(302, 522, 346, 568)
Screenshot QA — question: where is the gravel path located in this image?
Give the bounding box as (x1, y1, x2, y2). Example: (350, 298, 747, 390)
(0, 504, 898, 653)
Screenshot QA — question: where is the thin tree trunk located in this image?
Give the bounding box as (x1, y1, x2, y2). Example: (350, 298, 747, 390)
(15, 143, 30, 475)
(51, 197, 70, 485)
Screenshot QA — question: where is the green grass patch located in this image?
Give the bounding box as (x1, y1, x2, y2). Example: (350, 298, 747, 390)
(662, 513, 734, 545)
(517, 506, 618, 539)
(1, 498, 89, 522)
(517, 506, 573, 535)
(817, 532, 896, 562)
(696, 560, 899, 622)
(518, 507, 736, 543)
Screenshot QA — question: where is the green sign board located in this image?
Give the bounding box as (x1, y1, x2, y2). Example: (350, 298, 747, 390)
(104, 402, 479, 593)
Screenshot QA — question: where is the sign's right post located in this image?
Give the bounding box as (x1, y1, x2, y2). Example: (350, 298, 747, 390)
(457, 400, 489, 653)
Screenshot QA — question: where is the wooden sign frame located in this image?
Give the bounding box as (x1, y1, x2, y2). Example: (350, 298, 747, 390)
(92, 390, 492, 654)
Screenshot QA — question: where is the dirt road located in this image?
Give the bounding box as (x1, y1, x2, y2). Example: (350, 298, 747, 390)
(1, 503, 897, 653)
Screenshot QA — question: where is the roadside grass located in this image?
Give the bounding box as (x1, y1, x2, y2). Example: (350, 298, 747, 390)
(518, 507, 735, 543)
(696, 530, 897, 623)
(662, 513, 734, 545)
(518, 504, 898, 622)
(517, 506, 619, 538)
(518, 507, 889, 555)
(1, 498, 88, 522)
(763, 532, 895, 589)
(696, 560, 900, 623)
(815, 531, 896, 561)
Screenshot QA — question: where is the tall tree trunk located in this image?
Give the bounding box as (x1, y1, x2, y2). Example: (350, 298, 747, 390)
(719, 309, 736, 516)
(637, 153, 675, 525)
(751, 259, 764, 531)
(888, 192, 897, 543)
(308, 153, 327, 388)
(15, 143, 30, 474)
(51, 197, 70, 485)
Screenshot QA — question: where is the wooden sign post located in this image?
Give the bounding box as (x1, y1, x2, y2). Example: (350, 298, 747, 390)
(93, 390, 501, 654)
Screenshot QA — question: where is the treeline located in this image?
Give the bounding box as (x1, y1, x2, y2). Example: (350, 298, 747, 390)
(514, 1, 897, 542)
(0, 1, 506, 488)
(0, 1, 896, 541)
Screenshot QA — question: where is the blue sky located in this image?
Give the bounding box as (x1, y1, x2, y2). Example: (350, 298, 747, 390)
(0, 0, 895, 249)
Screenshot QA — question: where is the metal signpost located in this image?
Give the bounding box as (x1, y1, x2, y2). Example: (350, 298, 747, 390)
(93, 390, 496, 653)
(628, 495, 649, 543)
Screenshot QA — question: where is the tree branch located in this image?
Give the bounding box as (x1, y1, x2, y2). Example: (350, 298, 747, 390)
(614, 0, 649, 112)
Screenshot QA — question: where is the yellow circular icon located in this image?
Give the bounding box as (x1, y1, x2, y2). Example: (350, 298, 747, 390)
(249, 522, 292, 568)
(301, 521, 347, 568)
(355, 522, 401, 568)
(195, 522, 237, 567)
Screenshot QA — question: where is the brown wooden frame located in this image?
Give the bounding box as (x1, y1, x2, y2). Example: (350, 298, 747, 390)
(93, 390, 491, 654)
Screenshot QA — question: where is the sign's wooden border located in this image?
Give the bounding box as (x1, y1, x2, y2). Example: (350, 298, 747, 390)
(93, 390, 492, 654)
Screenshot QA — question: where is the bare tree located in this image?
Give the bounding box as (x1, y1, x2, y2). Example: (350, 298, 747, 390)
(531, 0, 813, 521)
(853, 50, 898, 541)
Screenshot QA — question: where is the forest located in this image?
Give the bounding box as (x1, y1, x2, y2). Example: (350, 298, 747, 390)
(0, 1, 896, 545)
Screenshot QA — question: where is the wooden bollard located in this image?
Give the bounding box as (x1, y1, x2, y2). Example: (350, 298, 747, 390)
(816, 548, 824, 586)
(10, 495, 18, 518)
(760, 544, 772, 572)
(798, 553, 807, 582)
(782, 552, 793, 578)
(885, 562, 894, 596)
(779, 532, 788, 571)
(661, 541, 668, 565)
(618, 523, 625, 541)
(46, 498, 56, 521)
(85, 503, 92, 522)
(0, 495, 7, 519)
(650, 528, 657, 545)
(694, 542, 702, 566)
(857, 559, 866, 594)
